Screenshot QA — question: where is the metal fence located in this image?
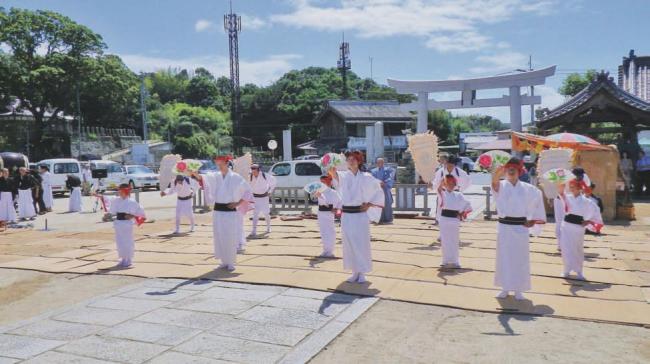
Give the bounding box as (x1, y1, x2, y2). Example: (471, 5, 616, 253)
(482, 186, 496, 220)
(270, 188, 311, 214)
(394, 184, 431, 216)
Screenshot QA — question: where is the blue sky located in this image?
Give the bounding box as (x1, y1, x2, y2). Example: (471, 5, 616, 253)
(3, 0, 648, 123)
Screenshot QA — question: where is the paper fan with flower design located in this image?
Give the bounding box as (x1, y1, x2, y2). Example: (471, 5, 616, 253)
(542, 168, 575, 184)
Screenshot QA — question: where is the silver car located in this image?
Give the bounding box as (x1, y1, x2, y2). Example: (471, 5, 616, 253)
(124, 165, 160, 190)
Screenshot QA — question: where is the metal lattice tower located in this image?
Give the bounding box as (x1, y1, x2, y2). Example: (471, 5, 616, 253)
(224, 1, 241, 152)
(337, 34, 351, 99)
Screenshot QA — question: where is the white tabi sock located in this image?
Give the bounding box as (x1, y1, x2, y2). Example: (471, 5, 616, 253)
(514, 291, 526, 300)
(356, 273, 367, 283)
(346, 273, 359, 283)
(496, 290, 509, 298)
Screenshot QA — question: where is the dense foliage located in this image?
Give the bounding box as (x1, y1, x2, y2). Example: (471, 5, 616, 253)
(559, 69, 597, 97)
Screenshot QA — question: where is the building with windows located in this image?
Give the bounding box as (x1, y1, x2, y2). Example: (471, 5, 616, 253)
(308, 100, 414, 161)
(618, 49, 650, 102)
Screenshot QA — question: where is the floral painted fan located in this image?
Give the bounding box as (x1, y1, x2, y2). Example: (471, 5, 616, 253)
(320, 153, 347, 171)
(304, 181, 328, 195)
(474, 150, 511, 172)
(542, 168, 575, 184)
(172, 159, 203, 176)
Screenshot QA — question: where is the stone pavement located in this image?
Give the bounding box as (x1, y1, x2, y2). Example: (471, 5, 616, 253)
(1, 211, 649, 326)
(0, 279, 377, 363)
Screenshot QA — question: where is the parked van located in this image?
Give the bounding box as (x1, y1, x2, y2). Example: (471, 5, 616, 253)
(37, 158, 82, 196)
(270, 160, 323, 201)
(89, 160, 126, 190)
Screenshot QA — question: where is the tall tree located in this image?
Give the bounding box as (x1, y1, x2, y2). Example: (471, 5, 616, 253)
(0, 7, 106, 158)
(559, 69, 597, 97)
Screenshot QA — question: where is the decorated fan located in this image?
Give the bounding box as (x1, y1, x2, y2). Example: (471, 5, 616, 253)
(304, 181, 327, 195)
(406, 131, 439, 183)
(233, 153, 253, 177)
(542, 168, 575, 184)
(474, 150, 511, 172)
(159, 154, 182, 190)
(320, 153, 347, 171)
(172, 159, 203, 176)
(538, 148, 573, 199)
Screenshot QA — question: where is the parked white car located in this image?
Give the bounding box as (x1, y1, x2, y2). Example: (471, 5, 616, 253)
(89, 160, 126, 190)
(37, 158, 82, 196)
(270, 160, 323, 201)
(124, 165, 160, 190)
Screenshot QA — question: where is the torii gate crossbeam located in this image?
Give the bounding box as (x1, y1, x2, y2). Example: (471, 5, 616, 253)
(388, 66, 556, 134)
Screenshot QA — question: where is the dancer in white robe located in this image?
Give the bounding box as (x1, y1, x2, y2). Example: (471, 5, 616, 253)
(161, 175, 198, 233)
(314, 175, 342, 257)
(558, 179, 602, 280)
(193, 155, 251, 271)
(330, 151, 384, 283)
(108, 184, 146, 267)
(16, 167, 37, 220)
(66, 174, 82, 212)
(248, 164, 276, 237)
(553, 189, 565, 251)
(39, 165, 54, 211)
(432, 155, 471, 241)
(438, 175, 472, 268)
(491, 158, 546, 300)
(0, 169, 17, 223)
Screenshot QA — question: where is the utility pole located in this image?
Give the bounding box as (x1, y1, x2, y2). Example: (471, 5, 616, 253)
(337, 33, 351, 99)
(140, 75, 148, 144)
(369, 56, 373, 81)
(76, 82, 82, 157)
(224, 0, 242, 153)
(529, 55, 535, 125)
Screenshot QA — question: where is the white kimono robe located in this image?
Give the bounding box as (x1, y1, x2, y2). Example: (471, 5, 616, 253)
(438, 190, 472, 266)
(68, 187, 82, 212)
(109, 197, 145, 264)
(202, 170, 251, 266)
(17, 189, 36, 219)
(317, 187, 342, 254)
(0, 191, 16, 222)
(432, 166, 471, 220)
(249, 172, 276, 216)
(493, 180, 546, 292)
(553, 196, 565, 248)
(165, 177, 197, 228)
(559, 194, 601, 274)
(40, 172, 54, 210)
(334, 170, 384, 274)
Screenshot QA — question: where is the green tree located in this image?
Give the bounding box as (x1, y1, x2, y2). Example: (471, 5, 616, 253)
(0, 7, 106, 158)
(148, 68, 189, 104)
(559, 69, 597, 97)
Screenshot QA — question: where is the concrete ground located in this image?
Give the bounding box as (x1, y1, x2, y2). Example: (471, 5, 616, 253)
(0, 175, 648, 363)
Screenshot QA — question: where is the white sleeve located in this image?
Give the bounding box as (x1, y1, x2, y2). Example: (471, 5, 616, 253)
(457, 168, 471, 192)
(202, 173, 217, 205)
(527, 186, 547, 222)
(267, 173, 277, 192)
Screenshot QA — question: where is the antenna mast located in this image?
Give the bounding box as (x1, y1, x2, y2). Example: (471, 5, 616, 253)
(224, 0, 242, 152)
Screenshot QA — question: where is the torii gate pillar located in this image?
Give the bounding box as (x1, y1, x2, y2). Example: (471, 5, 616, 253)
(417, 92, 429, 133)
(509, 86, 522, 133)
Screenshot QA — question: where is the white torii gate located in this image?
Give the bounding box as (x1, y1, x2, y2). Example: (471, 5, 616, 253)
(388, 66, 556, 134)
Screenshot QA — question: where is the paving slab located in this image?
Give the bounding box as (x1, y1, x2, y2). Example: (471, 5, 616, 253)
(51, 306, 141, 326)
(174, 333, 290, 364)
(238, 306, 333, 330)
(147, 351, 233, 364)
(56, 335, 170, 364)
(99, 320, 201, 346)
(8, 319, 104, 341)
(0, 334, 64, 360)
(206, 317, 312, 346)
(135, 308, 233, 330)
(170, 295, 258, 315)
(21, 351, 113, 364)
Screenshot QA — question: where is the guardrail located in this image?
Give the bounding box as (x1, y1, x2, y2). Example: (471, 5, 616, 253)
(270, 187, 311, 214)
(482, 186, 496, 220)
(394, 184, 430, 216)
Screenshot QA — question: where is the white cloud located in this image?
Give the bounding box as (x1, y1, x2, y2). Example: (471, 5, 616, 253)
(195, 19, 216, 32)
(271, 0, 560, 53)
(241, 14, 268, 30)
(119, 53, 302, 85)
(469, 51, 530, 74)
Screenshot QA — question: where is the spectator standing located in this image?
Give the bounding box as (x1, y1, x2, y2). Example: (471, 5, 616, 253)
(635, 151, 650, 196)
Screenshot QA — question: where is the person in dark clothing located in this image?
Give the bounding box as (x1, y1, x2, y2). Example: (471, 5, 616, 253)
(30, 169, 46, 215)
(16, 167, 37, 219)
(66, 174, 83, 212)
(0, 168, 17, 223)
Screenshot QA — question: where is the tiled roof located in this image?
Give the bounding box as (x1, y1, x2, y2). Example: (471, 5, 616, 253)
(320, 100, 414, 122)
(538, 71, 650, 122)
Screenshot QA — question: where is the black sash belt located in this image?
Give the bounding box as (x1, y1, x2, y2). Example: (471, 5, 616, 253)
(319, 204, 334, 212)
(498, 216, 527, 225)
(342, 205, 362, 213)
(116, 213, 129, 220)
(253, 192, 269, 198)
(213, 203, 236, 212)
(441, 209, 459, 218)
(564, 214, 584, 225)
(178, 194, 193, 201)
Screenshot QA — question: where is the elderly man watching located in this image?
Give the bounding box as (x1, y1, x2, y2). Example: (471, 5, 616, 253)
(371, 158, 395, 224)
